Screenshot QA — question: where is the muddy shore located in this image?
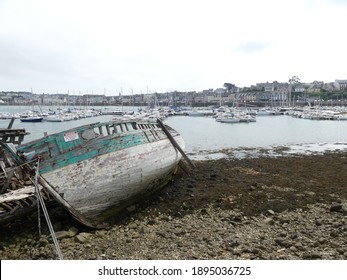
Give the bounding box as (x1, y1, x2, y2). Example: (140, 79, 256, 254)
(0, 151, 346, 260)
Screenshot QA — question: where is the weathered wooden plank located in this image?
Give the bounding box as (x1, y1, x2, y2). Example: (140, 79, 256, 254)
(0, 202, 14, 211)
(0, 169, 14, 194)
(0, 160, 7, 177)
(106, 125, 110, 135)
(0, 127, 28, 145)
(10, 204, 20, 214)
(0, 186, 37, 204)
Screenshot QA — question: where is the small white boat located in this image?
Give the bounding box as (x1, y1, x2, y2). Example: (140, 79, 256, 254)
(45, 115, 64, 122)
(217, 113, 241, 123)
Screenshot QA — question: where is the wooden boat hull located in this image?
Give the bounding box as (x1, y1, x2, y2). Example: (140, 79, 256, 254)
(7, 120, 185, 227)
(41, 136, 183, 225)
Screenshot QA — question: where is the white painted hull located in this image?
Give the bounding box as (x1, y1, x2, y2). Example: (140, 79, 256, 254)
(219, 118, 240, 123)
(41, 135, 184, 223)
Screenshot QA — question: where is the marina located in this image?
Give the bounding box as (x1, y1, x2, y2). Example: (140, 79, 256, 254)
(2, 105, 347, 158)
(1, 105, 347, 229)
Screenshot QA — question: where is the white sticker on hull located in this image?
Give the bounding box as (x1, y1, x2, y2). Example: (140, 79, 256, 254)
(63, 131, 79, 142)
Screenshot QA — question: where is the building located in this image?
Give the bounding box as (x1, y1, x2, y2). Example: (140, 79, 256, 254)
(334, 79, 347, 91)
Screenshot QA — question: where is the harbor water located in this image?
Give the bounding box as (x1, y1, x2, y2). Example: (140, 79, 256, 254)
(2, 105, 347, 158)
(165, 114, 347, 150)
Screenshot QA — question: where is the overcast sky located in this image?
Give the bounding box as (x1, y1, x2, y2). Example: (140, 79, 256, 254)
(0, 0, 346, 95)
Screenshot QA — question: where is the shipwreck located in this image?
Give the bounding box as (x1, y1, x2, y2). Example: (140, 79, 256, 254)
(0, 118, 186, 228)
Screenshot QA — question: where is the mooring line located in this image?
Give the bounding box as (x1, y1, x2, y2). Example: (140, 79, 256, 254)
(33, 160, 63, 260)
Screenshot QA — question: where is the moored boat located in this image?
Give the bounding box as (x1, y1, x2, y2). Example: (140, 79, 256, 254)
(19, 116, 43, 122)
(1, 119, 185, 227)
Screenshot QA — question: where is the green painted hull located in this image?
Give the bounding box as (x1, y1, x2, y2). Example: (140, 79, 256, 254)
(14, 120, 184, 227)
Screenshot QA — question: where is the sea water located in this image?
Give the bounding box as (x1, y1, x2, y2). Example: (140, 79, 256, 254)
(2, 106, 347, 159)
(165, 115, 347, 159)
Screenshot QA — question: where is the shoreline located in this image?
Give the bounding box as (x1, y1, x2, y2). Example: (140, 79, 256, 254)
(0, 150, 346, 260)
(187, 142, 347, 160)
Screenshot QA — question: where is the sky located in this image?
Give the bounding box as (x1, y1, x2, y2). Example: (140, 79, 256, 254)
(0, 0, 346, 95)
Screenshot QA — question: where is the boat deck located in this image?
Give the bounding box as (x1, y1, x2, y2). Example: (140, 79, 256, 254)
(0, 128, 29, 146)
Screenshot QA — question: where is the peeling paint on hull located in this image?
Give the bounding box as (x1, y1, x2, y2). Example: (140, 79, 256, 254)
(16, 120, 184, 227)
(43, 137, 183, 223)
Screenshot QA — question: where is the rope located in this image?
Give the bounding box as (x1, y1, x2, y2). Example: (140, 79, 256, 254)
(33, 160, 63, 260)
(34, 164, 41, 236)
(6, 157, 40, 172)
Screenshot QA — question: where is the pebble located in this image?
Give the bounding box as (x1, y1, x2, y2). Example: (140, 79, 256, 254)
(330, 203, 343, 212)
(1, 153, 347, 260)
(264, 218, 275, 225)
(68, 227, 79, 237)
(55, 231, 70, 240)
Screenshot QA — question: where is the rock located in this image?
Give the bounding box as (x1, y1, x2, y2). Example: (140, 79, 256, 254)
(68, 227, 79, 237)
(310, 251, 321, 259)
(275, 238, 291, 248)
(139, 227, 146, 234)
(38, 237, 49, 246)
(289, 246, 297, 252)
(279, 217, 290, 224)
(330, 203, 343, 212)
(318, 238, 327, 244)
(2, 153, 347, 260)
(96, 230, 107, 236)
(55, 231, 70, 240)
(132, 233, 141, 239)
(156, 231, 167, 238)
(128, 223, 138, 230)
(232, 248, 242, 256)
(162, 215, 172, 221)
(264, 218, 275, 225)
(305, 191, 316, 196)
(294, 242, 304, 251)
(75, 232, 92, 244)
(256, 244, 267, 251)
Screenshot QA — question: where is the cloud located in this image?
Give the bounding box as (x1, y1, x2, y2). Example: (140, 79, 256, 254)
(0, 0, 347, 93)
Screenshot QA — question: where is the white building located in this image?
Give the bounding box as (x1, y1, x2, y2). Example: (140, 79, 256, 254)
(334, 79, 347, 91)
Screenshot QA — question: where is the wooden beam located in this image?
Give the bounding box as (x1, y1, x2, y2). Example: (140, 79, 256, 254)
(157, 118, 195, 168)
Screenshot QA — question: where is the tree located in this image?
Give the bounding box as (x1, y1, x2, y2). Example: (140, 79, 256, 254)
(288, 76, 300, 106)
(289, 76, 300, 85)
(223, 83, 236, 92)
